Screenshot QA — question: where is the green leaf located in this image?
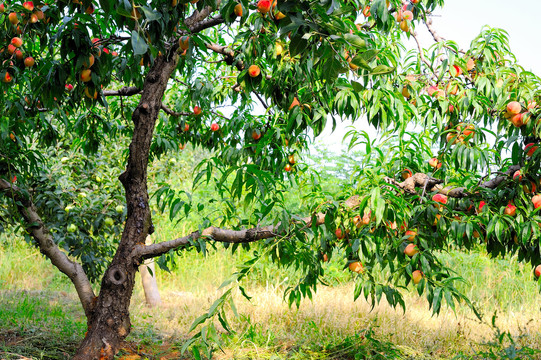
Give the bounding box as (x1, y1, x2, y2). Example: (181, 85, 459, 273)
(343, 34, 367, 49)
(131, 30, 148, 56)
(188, 314, 208, 333)
(370, 65, 395, 75)
(140, 6, 162, 21)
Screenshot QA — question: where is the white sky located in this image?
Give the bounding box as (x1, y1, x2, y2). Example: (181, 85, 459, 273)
(316, 0, 541, 151)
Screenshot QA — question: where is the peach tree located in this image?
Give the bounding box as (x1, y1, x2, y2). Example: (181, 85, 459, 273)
(0, 0, 540, 358)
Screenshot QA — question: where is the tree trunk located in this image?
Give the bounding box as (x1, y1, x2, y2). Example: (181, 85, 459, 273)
(141, 236, 162, 307)
(72, 53, 179, 360)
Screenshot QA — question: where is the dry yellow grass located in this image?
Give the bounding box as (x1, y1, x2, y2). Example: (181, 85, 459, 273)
(129, 270, 541, 359)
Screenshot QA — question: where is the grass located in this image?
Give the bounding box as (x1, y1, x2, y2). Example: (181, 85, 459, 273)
(1, 236, 541, 359)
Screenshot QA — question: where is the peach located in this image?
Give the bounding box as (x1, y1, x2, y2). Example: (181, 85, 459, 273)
(178, 36, 189, 50)
(525, 143, 538, 157)
(275, 42, 283, 56)
(412, 270, 423, 284)
(510, 113, 523, 127)
(446, 82, 458, 95)
(524, 181, 536, 194)
(83, 54, 95, 68)
(405, 230, 417, 241)
(193, 105, 201, 115)
(8, 12, 18, 24)
(433, 193, 448, 205)
(274, 11, 286, 20)
(466, 57, 475, 71)
(22, 1, 33, 11)
(399, 20, 409, 32)
(84, 87, 97, 99)
(234, 3, 242, 17)
(362, 210, 371, 225)
(462, 124, 475, 137)
(402, 168, 412, 180)
(362, 6, 370, 17)
(404, 243, 419, 257)
(504, 203, 516, 216)
(80, 69, 92, 82)
(450, 64, 462, 77)
(402, 10, 413, 20)
(513, 170, 522, 182)
(532, 194, 541, 209)
(257, 0, 271, 13)
(478, 201, 486, 212)
(507, 101, 521, 115)
(535, 264, 541, 278)
(288, 154, 295, 164)
(349, 261, 363, 273)
(2, 72, 12, 83)
(24, 56, 34, 67)
(11, 37, 23, 48)
(248, 64, 260, 77)
(210, 123, 219, 131)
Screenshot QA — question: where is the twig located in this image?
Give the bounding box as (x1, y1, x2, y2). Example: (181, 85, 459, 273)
(160, 104, 191, 117)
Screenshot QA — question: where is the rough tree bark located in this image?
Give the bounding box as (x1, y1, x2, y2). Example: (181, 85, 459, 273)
(72, 53, 180, 360)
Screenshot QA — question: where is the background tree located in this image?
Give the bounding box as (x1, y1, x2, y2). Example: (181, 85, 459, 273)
(1, 0, 540, 358)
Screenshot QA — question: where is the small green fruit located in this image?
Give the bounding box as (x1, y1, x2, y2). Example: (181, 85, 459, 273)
(115, 205, 124, 214)
(65, 205, 74, 213)
(67, 224, 77, 233)
(61, 157, 70, 163)
(78, 192, 87, 198)
(104, 217, 114, 226)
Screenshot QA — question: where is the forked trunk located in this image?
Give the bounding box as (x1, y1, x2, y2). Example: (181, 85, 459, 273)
(73, 53, 179, 360)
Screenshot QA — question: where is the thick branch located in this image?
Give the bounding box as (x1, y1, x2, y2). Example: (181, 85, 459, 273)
(137, 207, 339, 260)
(0, 179, 96, 318)
(189, 15, 224, 33)
(384, 173, 443, 194)
(206, 43, 244, 70)
(136, 225, 279, 260)
(103, 86, 142, 97)
(385, 165, 521, 198)
(184, 2, 221, 32)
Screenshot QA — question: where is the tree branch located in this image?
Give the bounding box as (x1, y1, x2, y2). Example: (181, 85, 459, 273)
(184, 2, 222, 33)
(206, 43, 244, 70)
(424, 16, 445, 43)
(189, 15, 225, 33)
(412, 31, 434, 72)
(384, 165, 521, 198)
(136, 204, 350, 261)
(103, 86, 142, 97)
(160, 104, 191, 117)
(135, 225, 279, 260)
(0, 179, 96, 319)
